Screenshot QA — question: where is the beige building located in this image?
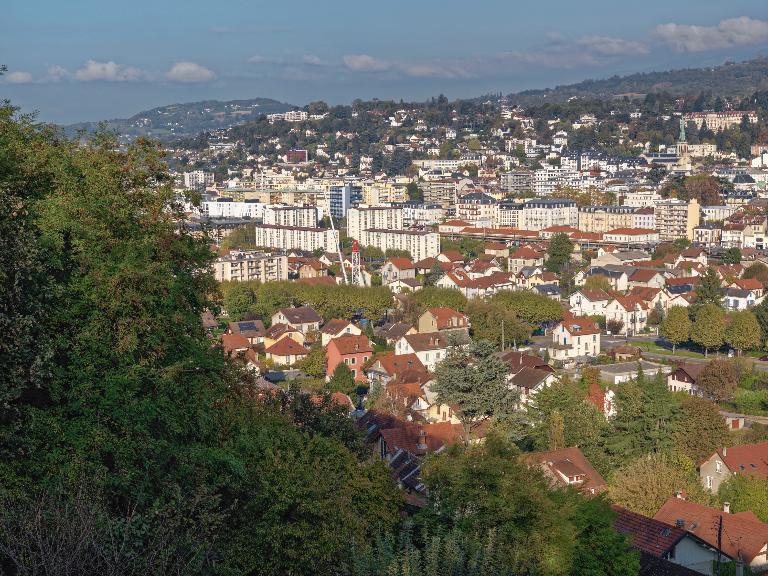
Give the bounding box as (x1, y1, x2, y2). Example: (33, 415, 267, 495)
(654, 198, 700, 241)
(346, 206, 404, 240)
(359, 229, 440, 261)
(213, 251, 288, 283)
(252, 224, 339, 253)
(683, 111, 758, 132)
(263, 205, 320, 228)
(577, 206, 635, 233)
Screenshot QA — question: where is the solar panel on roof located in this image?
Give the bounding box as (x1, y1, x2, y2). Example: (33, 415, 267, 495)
(239, 321, 257, 330)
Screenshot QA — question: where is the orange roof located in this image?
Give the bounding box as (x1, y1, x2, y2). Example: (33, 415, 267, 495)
(522, 446, 607, 493)
(613, 295, 649, 311)
(735, 278, 763, 290)
(439, 250, 464, 262)
(386, 257, 415, 270)
(425, 307, 468, 329)
(606, 227, 658, 235)
(441, 219, 471, 227)
(265, 337, 307, 357)
(221, 333, 250, 354)
(717, 441, 768, 479)
(630, 268, 662, 282)
(579, 288, 611, 301)
(560, 313, 601, 336)
(328, 334, 372, 355)
(379, 421, 464, 454)
(542, 225, 580, 233)
(628, 286, 662, 301)
(510, 245, 545, 259)
(654, 498, 768, 563)
(370, 352, 426, 376)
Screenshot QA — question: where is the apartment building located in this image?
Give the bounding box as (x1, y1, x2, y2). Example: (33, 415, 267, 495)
(497, 201, 524, 228)
(577, 205, 635, 233)
(500, 171, 533, 194)
(359, 229, 440, 261)
(683, 111, 758, 132)
(213, 251, 288, 283)
(183, 170, 215, 190)
(522, 198, 578, 231)
(455, 192, 498, 227)
(655, 198, 700, 241)
(263, 205, 321, 228)
(328, 183, 362, 218)
(252, 224, 340, 253)
(422, 180, 457, 207)
(347, 206, 404, 240)
(199, 199, 263, 219)
(402, 202, 444, 227)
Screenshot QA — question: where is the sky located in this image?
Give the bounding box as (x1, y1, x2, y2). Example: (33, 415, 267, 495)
(2, 0, 768, 124)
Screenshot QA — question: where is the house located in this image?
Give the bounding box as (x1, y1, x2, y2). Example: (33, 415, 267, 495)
(227, 319, 266, 344)
(263, 323, 306, 349)
(569, 289, 612, 317)
(667, 363, 705, 395)
(508, 245, 545, 274)
(388, 277, 423, 294)
(534, 283, 561, 300)
(598, 360, 671, 385)
(723, 287, 763, 310)
(381, 257, 416, 285)
(382, 321, 417, 345)
(395, 333, 453, 371)
(522, 446, 607, 494)
(417, 307, 470, 337)
(326, 334, 373, 383)
(731, 278, 764, 297)
(320, 318, 362, 347)
(485, 241, 509, 258)
(366, 352, 426, 386)
(547, 314, 601, 364)
(698, 441, 768, 493)
(221, 333, 251, 357)
(613, 506, 720, 576)
(579, 265, 630, 291)
(200, 310, 218, 331)
(297, 258, 328, 279)
(654, 497, 768, 574)
(378, 420, 464, 459)
(496, 349, 557, 406)
(271, 305, 322, 334)
(605, 296, 649, 335)
(264, 337, 308, 366)
(629, 268, 666, 289)
(437, 250, 464, 265)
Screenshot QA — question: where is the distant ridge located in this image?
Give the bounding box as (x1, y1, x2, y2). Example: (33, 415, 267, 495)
(63, 97, 295, 140)
(507, 57, 768, 105)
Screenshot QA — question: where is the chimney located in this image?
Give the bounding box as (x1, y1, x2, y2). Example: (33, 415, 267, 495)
(723, 502, 730, 514)
(675, 490, 685, 500)
(723, 447, 727, 457)
(675, 519, 685, 529)
(415, 428, 428, 455)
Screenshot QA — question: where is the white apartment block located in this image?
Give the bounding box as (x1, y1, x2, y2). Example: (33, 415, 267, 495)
(683, 111, 757, 132)
(497, 202, 524, 228)
(402, 203, 444, 227)
(522, 199, 578, 231)
(701, 205, 737, 222)
(263, 205, 321, 228)
(347, 206, 404, 240)
(213, 251, 288, 283)
(359, 229, 440, 261)
(252, 224, 340, 253)
(532, 168, 580, 196)
(622, 190, 661, 208)
(183, 170, 215, 190)
(199, 200, 263, 219)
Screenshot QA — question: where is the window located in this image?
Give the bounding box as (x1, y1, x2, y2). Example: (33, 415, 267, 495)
(351, 369, 356, 377)
(350, 357, 356, 365)
(716, 461, 721, 473)
(707, 476, 713, 489)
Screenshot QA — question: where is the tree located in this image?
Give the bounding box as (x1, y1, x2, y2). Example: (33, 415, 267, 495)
(606, 319, 625, 335)
(718, 476, 768, 522)
(412, 286, 468, 313)
(725, 310, 761, 355)
(660, 306, 691, 354)
(682, 174, 722, 205)
(608, 453, 710, 517)
(223, 283, 256, 320)
(697, 358, 738, 401)
(406, 181, 423, 202)
(545, 233, 573, 273)
(547, 411, 566, 450)
(489, 291, 563, 327)
(583, 274, 612, 292)
(433, 341, 519, 439)
(691, 304, 725, 357)
(695, 268, 725, 307)
(673, 396, 730, 464)
(328, 362, 356, 395)
(723, 247, 742, 265)
(743, 262, 768, 282)
(465, 300, 530, 349)
(299, 343, 326, 378)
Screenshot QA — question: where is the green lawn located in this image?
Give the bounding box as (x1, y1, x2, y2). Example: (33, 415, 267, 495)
(632, 340, 710, 359)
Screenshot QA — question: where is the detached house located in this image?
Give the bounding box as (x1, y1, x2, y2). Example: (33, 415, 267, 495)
(605, 296, 649, 335)
(418, 307, 470, 337)
(522, 447, 607, 494)
(320, 318, 361, 347)
(698, 441, 768, 493)
(547, 314, 601, 364)
(271, 305, 322, 334)
(667, 363, 704, 395)
(381, 257, 416, 285)
(264, 337, 308, 366)
(366, 352, 426, 386)
(569, 289, 612, 316)
(497, 350, 557, 406)
(508, 245, 545, 274)
(326, 334, 373, 382)
(395, 333, 453, 371)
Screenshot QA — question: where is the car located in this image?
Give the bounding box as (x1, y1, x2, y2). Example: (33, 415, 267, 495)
(759, 356, 768, 362)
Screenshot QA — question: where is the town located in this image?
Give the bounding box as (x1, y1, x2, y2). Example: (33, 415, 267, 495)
(181, 89, 768, 575)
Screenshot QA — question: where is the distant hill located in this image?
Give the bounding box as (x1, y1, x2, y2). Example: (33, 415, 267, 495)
(508, 57, 768, 105)
(63, 98, 295, 140)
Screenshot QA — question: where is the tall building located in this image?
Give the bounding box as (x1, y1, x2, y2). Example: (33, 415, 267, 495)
(655, 198, 700, 241)
(328, 183, 362, 218)
(183, 170, 215, 190)
(252, 224, 340, 253)
(455, 192, 498, 227)
(500, 171, 533, 194)
(578, 206, 635, 233)
(522, 198, 578, 230)
(213, 252, 288, 283)
(359, 229, 440, 261)
(346, 206, 404, 240)
(263, 205, 321, 228)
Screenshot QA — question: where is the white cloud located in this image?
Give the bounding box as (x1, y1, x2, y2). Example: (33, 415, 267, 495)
(5, 71, 33, 84)
(165, 61, 216, 83)
(655, 16, 768, 52)
(46, 65, 71, 82)
(74, 60, 145, 82)
(301, 54, 328, 66)
(343, 54, 470, 79)
(343, 54, 391, 72)
(577, 36, 649, 56)
(248, 55, 283, 64)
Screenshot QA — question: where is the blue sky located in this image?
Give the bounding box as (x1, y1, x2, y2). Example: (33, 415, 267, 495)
(2, 0, 768, 124)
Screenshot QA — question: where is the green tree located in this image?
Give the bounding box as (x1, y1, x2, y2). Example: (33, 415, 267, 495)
(695, 268, 725, 307)
(490, 291, 564, 326)
(433, 341, 519, 439)
(547, 410, 566, 450)
(465, 300, 531, 349)
(725, 310, 761, 355)
(224, 283, 257, 320)
(723, 247, 742, 265)
(299, 343, 327, 378)
(697, 358, 738, 401)
(545, 233, 574, 273)
(412, 286, 468, 312)
(743, 262, 768, 282)
(406, 181, 424, 202)
(718, 476, 768, 522)
(660, 306, 691, 354)
(692, 303, 725, 357)
(608, 453, 711, 517)
(328, 362, 356, 395)
(583, 274, 612, 292)
(673, 396, 730, 464)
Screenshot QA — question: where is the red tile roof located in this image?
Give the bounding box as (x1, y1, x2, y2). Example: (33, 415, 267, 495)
(328, 334, 372, 355)
(379, 421, 464, 455)
(320, 318, 355, 335)
(654, 498, 768, 563)
(607, 228, 658, 235)
(717, 441, 768, 479)
(510, 245, 545, 260)
(613, 506, 687, 558)
(386, 257, 415, 270)
(522, 446, 607, 493)
(370, 352, 426, 377)
(560, 313, 601, 336)
(265, 337, 307, 357)
(221, 333, 251, 354)
(425, 307, 468, 330)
